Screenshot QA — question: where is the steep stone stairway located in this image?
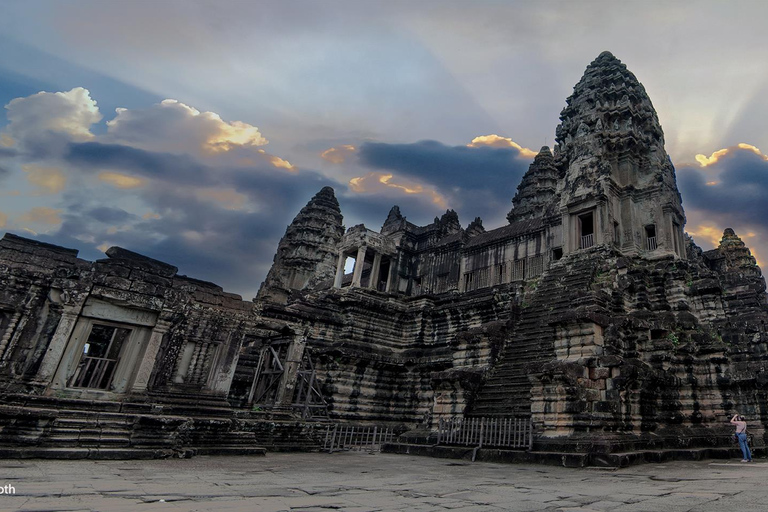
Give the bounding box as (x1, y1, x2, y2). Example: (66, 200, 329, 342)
(469, 255, 601, 417)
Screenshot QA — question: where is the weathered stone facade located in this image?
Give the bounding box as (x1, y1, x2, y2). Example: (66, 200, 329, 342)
(1, 51, 766, 463)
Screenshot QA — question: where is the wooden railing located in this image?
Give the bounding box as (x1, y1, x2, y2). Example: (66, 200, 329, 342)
(437, 416, 533, 450)
(580, 233, 594, 249)
(323, 424, 396, 453)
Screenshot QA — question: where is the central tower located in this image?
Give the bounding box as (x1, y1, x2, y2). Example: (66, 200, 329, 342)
(555, 51, 686, 258)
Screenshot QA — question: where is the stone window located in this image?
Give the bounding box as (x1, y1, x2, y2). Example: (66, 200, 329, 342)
(527, 255, 544, 278)
(69, 323, 132, 390)
(435, 273, 449, 294)
(510, 259, 526, 281)
(613, 222, 621, 246)
(578, 211, 595, 249)
(552, 248, 563, 261)
(495, 263, 506, 285)
(463, 272, 475, 291)
(645, 224, 657, 251)
(476, 267, 490, 289)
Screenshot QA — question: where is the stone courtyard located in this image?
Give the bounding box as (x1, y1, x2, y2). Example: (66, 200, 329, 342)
(2, 452, 767, 512)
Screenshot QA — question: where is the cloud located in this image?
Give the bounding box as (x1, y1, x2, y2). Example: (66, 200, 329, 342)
(694, 143, 768, 167)
(467, 134, 537, 158)
(98, 171, 145, 189)
(677, 143, 768, 266)
(87, 206, 134, 224)
(22, 164, 66, 194)
(18, 206, 63, 226)
(321, 144, 356, 164)
(355, 139, 530, 224)
(256, 149, 295, 171)
(3, 87, 101, 148)
(0, 211, 6, 228)
(104, 99, 268, 155)
(348, 171, 446, 207)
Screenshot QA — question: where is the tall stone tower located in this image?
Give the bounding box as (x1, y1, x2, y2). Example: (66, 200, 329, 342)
(555, 51, 686, 258)
(257, 186, 344, 304)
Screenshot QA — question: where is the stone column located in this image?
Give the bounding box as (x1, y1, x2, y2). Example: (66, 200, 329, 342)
(275, 334, 307, 406)
(385, 255, 398, 293)
(333, 251, 346, 288)
(34, 306, 83, 385)
(131, 319, 172, 392)
(351, 246, 367, 288)
(369, 252, 382, 290)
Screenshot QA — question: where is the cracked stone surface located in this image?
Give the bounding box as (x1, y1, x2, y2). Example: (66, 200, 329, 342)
(1, 452, 768, 511)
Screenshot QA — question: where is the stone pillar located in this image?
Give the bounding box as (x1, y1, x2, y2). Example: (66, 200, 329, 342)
(351, 246, 367, 288)
(34, 305, 83, 385)
(333, 251, 346, 288)
(275, 334, 307, 406)
(370, 252, 382, 290)
(131, 319, 173, 392)
(385, 254, 398, 293)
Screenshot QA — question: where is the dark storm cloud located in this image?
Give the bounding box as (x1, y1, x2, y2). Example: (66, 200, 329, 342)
(359, 140, 528, 191)
(677, 149, 768, 224)
(357, 140, 530, 225)
(67, 142, 212, 185)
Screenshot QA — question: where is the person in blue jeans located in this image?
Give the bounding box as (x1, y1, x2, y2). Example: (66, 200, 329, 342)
(731, 414, 752, 462)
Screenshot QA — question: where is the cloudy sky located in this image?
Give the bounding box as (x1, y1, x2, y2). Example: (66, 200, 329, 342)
(1, 0, 767, 299)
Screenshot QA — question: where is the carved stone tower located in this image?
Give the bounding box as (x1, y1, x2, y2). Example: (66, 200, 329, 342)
(555, 51, 686, 258)
(507, 146, 562, 224)
(257, 186, 344, 304)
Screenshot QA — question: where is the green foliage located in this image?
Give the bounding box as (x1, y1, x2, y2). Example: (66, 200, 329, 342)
(666, 332, 679, 346)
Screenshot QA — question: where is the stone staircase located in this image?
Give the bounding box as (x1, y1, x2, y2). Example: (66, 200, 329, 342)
(469, 255, 600, 416)
(0, 395, 271, 459)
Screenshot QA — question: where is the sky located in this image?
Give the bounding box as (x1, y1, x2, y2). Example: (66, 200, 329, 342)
(1, 0, 768, 299)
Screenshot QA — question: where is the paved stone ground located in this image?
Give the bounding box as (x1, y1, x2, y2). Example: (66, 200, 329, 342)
(1, 452, 767, 511)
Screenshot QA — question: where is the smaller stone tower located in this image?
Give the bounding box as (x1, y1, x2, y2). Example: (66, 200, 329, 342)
(506, 146, 562, 224)
(257, 186, 344, 304)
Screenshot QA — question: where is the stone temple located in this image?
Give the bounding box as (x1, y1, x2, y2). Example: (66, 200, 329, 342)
(1, 52, 767, 465)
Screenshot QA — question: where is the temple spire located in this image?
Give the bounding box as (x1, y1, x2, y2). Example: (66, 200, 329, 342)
(257, 186, 344, 304)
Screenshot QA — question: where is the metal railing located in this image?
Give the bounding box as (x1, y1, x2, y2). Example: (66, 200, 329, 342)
(323, 424, 396, 453)
(646, 236, 657, 251)
(580, 233, 594, 249)
(437, 416, 533, 450)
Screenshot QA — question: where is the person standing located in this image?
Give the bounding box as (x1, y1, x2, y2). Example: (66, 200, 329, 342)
(731, 414, 753, 462)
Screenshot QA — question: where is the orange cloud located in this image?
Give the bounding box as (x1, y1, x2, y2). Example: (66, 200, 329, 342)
(98, 171, 145, 189)
(0, 211, 7, 228)
(321, 144, 356, 164)
(142, 212, 161, 220)
(19, 207, 63, 226)
(695, 143, 768, 167)
(0, 134, 13, 147)
(257, 149, 295, 171)
(349, 172, 446, 207)
(467, 134, 537, 158)
(22, 164, 67, 195)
